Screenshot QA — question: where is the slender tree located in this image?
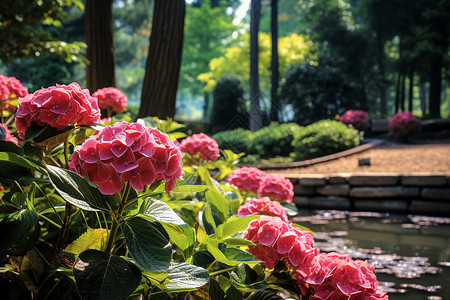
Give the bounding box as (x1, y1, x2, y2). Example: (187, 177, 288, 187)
(85, 0, 116, 93)
(270, 0, 279, 122)
(138, 0, 186, 119)
(249, 0, 263, 131)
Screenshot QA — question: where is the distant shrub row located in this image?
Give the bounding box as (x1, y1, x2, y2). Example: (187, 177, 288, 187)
(212, 120, 362, 161)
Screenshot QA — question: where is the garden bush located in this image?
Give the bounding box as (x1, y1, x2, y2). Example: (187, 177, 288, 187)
(247, 122, 302, 157)
(292, 119, 361, 160)
(212, 127, 253, 154)
(339, 109, 369, 131)
(389, 111, 422, 140)
(209, 75, 247, 134)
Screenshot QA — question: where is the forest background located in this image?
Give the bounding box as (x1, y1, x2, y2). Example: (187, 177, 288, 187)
(1, 0, 449, 132)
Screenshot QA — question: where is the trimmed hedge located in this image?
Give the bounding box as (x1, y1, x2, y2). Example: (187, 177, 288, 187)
(292, 120, 361, 160)
(212, 128, 253, 154)
(247, 122, 303, 158)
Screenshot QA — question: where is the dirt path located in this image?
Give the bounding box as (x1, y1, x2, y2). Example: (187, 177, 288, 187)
(265, 142, 450, 176)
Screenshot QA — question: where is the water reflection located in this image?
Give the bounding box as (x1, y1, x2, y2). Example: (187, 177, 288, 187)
(292, 210, 450, 300)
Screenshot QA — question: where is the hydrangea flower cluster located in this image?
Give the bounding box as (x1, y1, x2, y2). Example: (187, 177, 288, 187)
(0, 74, 28, 102)
(93, 87, 128, 113)
(242, 216, 387, 299)
(243, 216, 318, 269)
(237, 197, 289, 222)
(0, 124, 18, 145)
(258, 175, 294, 203)
(296, 252, 387, 299)
(388, 112, 421, 140)
(70, 121, 183, 195)
(339, 110, 369, 131)
(179, 133, 220, 162)
(227, 166, 267, 193)
(15, 83, 101, 139)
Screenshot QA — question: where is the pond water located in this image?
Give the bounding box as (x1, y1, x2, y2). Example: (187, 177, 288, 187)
(291, 210, 450, 300)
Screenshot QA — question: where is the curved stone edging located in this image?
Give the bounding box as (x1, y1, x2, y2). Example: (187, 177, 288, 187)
(258, 139, 385, 170)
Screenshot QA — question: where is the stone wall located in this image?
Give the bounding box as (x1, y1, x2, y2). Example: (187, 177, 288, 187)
(288, 173, 450, 216)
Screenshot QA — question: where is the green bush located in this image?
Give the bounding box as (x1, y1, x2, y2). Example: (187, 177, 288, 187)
(247, 122, 303, 157)
(292, 120, 361, 160)
(212, 128, 253, 154)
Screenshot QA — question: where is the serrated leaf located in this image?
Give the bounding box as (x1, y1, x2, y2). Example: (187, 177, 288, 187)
(139, 198, 185, 225)
(64, 228, 108, 254)
(73, 250, 141, 300)
(205, 189, 230, 224)
(0, 210, 38, 253)
(208, 278, 225, 300)
(165, 262, 209, 290)
(121, 217, 172, 272)
(221, 238, 255, 247)
(0, 140, 22, 155)
(46, 165, 117, 211)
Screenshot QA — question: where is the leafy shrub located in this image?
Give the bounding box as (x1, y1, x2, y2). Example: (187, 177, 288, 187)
(389, 111, 422, 140)
(292, 119, 361, 160)
(247, 122, 302, 157)
(339, 110, 369, 131)
(209, 75, 247, 133)
(212, 128, 253, 154)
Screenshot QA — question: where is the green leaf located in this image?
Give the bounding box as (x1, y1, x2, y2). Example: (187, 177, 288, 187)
(170, 184, 208, 194)
(221, 238, 255, 247)
(280, 202, 298, 216)
(223, 248, 259, 264)
(216, 215, 260, 240)
(121, 217, 172, 273)
(205, 189, 230, 224)
(0, 140, 22, 155)
(205, 238, 231, 265)
(139, 198, 185, 225)
(0, 209, 38, 253)
(208, 278, 225, 300)
(165, 262, 209, 290)
(0, 152, 47, 174)
(24, 123, 73, 144)
(73, 249, 141, 300)
(46, 165, 117, 211)
(64, 228, 108, 254)
(162, 223, 196, 257)
(250, 290, 284, 300)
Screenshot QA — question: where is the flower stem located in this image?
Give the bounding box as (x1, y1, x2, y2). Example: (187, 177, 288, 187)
(106, 183, 131, 253)
(63, 134, 70, 169)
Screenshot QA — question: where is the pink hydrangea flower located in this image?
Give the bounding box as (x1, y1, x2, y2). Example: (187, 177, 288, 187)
(93, 87, 128, 113)
(237, 197, 288, 222)
(242, 216, 317, 270)
(247, 244, 282, 269)
(258, 175, 294, 203)
(70, 121, 183, 195)
(227, 166, 266, 193)
(389, 111, 421, 139)
(0, 124, 18, 145)
(15, 83, 100, 139)
(296, 252, 387, 299)
(0, 74, 28, 102)
(179, 133, 220, 162)
(339, 110, 369, 131)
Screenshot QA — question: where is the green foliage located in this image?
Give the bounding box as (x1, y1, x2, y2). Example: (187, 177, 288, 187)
(212, 128, 253, 154)
(292, 120, 361, 160)
(247, 122, 303, 158)
(0, 1, 86, 63)
(279, 61, 363, 125)
(209, 76, 247, 133)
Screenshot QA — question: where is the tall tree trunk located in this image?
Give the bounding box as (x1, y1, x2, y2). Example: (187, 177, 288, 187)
(419, 81, 427, 116)
(85, 0, 116, 93)
(138, 0, 185, 119)
(394, 72, 401, 113)
(400, 73, 406, 111)
(429, 55, 442, 118)
(408, 71, 413, 112)
(249, 0, 263, 131)
(376, 36, 387, 115)
(270, 0, 279, 122)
